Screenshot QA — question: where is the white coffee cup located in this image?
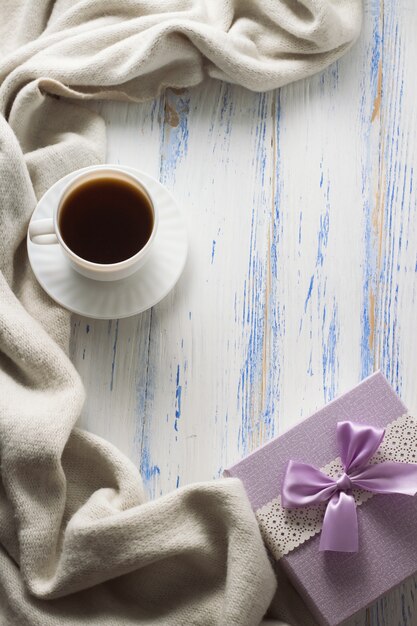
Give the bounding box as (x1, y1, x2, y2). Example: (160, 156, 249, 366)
(28, 167, 159, 282)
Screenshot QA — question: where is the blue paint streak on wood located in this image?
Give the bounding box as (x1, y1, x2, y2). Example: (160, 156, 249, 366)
(359, 3, 382, 380)
(300, 172, 331, 347)
(304, 275, 315, 312)
(140, 447, 160, 484)
(298, 211, 303, 245)
(253, 92, 268, 187)
(237, 92, 273, 455)
(159, 90, 190, 186)
(322, 298, 339, 403)
(208, 82, 233, 140)
(135, 312, 159, 497)
(318, 175, 338, 401)
(380, 13, 404, 395)
(211, 239, 216, 263)
(307, 350, 313, 377)
(238, 92, 284, 452)
(174, 364, 182, 432)
(360, 227, 374, 380)
(109, 319, 119, 392)
(298, 161, 337, 397)
(270, 92, 281, 283)
(268, 90, 283, 430)
(136, 88, 191, 495)
(208, 83, 236, 168)
(316, 210, 329, 267)
(219, 83, 234, 137)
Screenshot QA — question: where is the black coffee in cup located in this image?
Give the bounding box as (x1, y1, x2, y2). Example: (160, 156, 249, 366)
(59, 175, 154, 264)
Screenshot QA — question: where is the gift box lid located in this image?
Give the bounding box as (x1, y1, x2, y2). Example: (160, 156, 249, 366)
(225, 372, 417, 626)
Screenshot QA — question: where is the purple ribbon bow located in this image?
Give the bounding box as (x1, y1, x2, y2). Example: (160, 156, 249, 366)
(281, 421, 417, 552)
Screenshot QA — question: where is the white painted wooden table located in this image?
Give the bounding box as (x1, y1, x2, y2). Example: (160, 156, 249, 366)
(70, 3, 417, 625)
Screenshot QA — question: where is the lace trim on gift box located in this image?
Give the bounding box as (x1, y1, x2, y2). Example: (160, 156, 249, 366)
(256, 413, 417, 561)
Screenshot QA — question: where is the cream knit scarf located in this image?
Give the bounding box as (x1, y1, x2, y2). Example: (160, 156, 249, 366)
(0, 2, 361, 624)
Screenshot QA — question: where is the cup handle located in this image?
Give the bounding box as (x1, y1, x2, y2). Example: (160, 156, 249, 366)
(28, 218, 58, 245)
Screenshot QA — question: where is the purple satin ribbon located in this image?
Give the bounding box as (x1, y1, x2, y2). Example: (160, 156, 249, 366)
(281, 421, 417, 552)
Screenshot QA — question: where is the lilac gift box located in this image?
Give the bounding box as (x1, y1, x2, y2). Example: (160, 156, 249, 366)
(225, 372, 417, 626)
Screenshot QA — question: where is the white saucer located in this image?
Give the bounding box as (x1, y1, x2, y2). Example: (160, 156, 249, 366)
(27, 166, 188, 319)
